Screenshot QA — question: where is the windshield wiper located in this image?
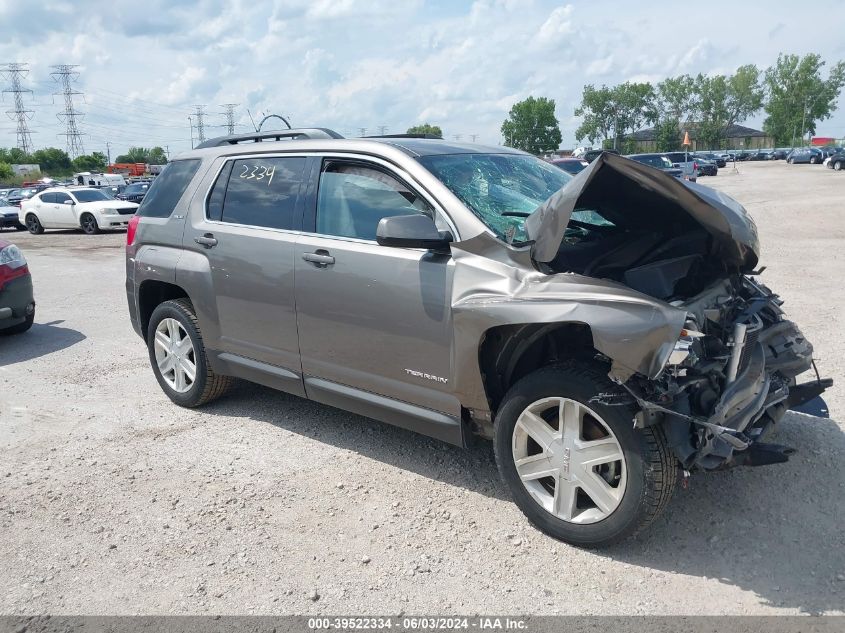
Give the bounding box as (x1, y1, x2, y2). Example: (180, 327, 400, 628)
(501, 210, 531, 217)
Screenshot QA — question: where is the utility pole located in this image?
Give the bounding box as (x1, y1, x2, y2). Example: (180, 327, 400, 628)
(221, 103, 238, 135)
(469, 134, 479, 142)
(1, 63, 35, 154)
(192, 105, 207, 143)
(106, 141, 111, 165)
(358, 127, 367, 137)
(377, 125, 388, 135)
(188, 116, 194, 149)
(51, 64, 85, 157)
(453, 134, 462, 141)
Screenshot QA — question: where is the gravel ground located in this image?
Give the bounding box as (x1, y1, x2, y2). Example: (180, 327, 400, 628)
(0, 161, 843, 615)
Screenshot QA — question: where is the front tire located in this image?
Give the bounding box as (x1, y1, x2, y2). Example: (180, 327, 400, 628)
(25, 213, 44, 234)
(147, 298, 232, 407)
(835, 161, 843, 171)
(494, 363, 677, 547)
(80, 213, 100, 235)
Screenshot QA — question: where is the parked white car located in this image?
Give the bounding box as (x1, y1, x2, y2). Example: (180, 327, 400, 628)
(19, 187, 139, 235)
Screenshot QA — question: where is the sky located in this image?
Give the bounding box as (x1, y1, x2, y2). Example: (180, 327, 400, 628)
(0, 0, 844, 159)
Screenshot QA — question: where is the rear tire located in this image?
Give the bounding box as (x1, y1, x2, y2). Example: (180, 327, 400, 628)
(494, 363, 677, 548)
(25, 213, 44, 235)
(80, 213, 100, 235)
(14, 222, 26, 231)
(787, 158, 794, 164)
(147, 298, 232, 407)
(835, 161, 843, 171)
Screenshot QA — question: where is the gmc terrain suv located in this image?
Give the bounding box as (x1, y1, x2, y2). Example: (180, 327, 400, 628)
(126, 129, 830, 547)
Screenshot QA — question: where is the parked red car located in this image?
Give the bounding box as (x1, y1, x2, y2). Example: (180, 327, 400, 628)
(0, 238, 34, 334)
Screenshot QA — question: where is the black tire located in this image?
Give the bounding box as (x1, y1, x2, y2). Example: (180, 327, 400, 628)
(147, 298, 232, 407)
(25, 213, 44, 235)
(80, 213, 100, 235)
(1, 310, 34, 335)
(834, 161, 842, 171)
(14, 222, 26, 231)
(494, 363, 677, 548)
(787, 158, 794, 164)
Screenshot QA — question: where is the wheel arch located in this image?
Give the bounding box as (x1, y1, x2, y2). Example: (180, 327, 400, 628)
(478, 321, 599, 415)
(138, 279, 189, 340)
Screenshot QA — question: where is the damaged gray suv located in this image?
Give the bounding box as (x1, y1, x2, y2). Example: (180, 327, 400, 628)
(126, 130, 831, 547)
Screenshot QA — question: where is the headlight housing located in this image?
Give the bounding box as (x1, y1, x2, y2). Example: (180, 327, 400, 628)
(666, 327, 705, 367)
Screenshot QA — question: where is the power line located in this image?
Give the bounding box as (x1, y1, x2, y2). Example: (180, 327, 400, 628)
(192, 105, 207, 143)
(1, 63, 35, 154)
(51, 64, 85, 157)
(221, 103, 238, 135)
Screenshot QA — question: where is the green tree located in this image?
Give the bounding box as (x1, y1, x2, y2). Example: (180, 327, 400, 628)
(501, 96, 562, 154)
(30, 147, 73, 175)
(0, 162, 14, 181)
(763, 53, 845, 146)
(115, 147, 151, 163)
(72, 152, 108, 172)
(0, 147, 32, 164)
(654, 119, 682, 152)
(147, 146, 168, 165)
(406, 123, 443, 137)
(695, 65, 764, 149)
(575, 82, 657, 149)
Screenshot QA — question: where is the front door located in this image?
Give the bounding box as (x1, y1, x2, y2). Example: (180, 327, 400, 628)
(294, 158, 461, 441)
(183, 154, 308, 396)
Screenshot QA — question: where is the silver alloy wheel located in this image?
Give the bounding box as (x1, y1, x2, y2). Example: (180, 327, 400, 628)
(153, 317, 197, 393)
(512, 397, 627, 524)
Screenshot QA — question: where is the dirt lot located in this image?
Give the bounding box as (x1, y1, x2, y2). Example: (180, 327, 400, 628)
(1, 161, 843, 615)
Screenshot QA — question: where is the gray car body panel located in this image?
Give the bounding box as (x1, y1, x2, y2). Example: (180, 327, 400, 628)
(127, 138, 766, 446)
(525, 152, 760, 269)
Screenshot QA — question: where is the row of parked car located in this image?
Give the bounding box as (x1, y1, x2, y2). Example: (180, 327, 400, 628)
(553, 144, 845, 179)
(552, 150, 722, 181)
(0, 180, 152, 233)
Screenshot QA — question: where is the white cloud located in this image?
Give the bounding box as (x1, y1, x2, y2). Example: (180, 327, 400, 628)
(536, 4, 574, 44)
(0, 0, 843, 156)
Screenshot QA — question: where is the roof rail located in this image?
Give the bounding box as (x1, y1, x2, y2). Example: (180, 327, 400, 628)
(364, 133, 443, 139)
(195, 128, 344, 149)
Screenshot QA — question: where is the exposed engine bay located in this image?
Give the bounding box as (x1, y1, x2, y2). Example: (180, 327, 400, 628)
(606, 274, 830, 470)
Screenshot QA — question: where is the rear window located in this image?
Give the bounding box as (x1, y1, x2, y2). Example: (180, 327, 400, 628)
(137, 159, 201, 218)
(216, 157, 306, 230)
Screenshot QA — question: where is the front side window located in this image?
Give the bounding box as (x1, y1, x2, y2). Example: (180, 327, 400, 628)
(40, 192, 56, 204)
(316, 162, 432, 241)
(219, 157, 306, 230)
(419, 153, 570, 243)
(53, 192, 71, 204)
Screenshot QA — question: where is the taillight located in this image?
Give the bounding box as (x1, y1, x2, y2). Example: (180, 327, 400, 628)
(127, 215, 140, 246)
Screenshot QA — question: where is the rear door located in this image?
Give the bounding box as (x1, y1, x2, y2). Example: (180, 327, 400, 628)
(32, 192, 56, 225)
(182, 153, 309, 396)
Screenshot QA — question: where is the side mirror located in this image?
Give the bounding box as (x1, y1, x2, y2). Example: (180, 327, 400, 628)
(63, 200, 74, 205)
(376, 214, 452, 252)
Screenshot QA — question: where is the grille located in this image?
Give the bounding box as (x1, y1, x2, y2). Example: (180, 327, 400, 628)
(117, 207, 137, 215)
(738, 318, 763, 371)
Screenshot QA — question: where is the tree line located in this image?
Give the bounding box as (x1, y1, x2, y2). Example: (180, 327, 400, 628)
(498, 53, 845, 154)
(0, 146, 169, 183)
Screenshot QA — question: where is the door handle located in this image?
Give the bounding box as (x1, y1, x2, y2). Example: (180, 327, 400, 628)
(195, 233, 218, 248)
(302, 251, 335, 267)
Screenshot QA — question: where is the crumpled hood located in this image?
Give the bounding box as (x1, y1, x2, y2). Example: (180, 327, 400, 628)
(524, 152, 760, 270)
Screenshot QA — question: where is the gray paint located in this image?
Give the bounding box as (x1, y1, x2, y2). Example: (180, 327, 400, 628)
(125, 137, 786, 445)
